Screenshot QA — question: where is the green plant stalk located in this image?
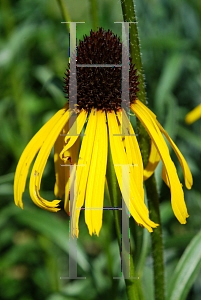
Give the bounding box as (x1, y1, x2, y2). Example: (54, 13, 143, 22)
(56, 0, 71, 33)
(145, 176, 165, 300)
(106, 140, 141, 300)
(89, 0, 99, 30)
(120, 1, 165, 300)
(120, 0, 146, 104)
(1, 0, 15, 36)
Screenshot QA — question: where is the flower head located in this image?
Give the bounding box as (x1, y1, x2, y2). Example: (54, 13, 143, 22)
(14, 28, 193, 237)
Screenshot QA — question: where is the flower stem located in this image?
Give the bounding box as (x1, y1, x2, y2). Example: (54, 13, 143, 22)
(120, 0, 146, 104)
(56, 0, 71, 33)
(120, 1, 165, 300)
(144, 176, 165, 300)
(89, 0, 99, 30)
(106, 140, 141, 300)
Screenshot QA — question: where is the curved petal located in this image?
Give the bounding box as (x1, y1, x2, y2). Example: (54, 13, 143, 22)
(107, 111, 158, 232)
(161, 165, 170, 188)
(54, 119, 81, 213)
(63, 136, 81, 215)
(136, 100, 193, 190)
(156, 120, 193, 190)
(116, 110, 144, 200)
(54, 127, 66, 199)
(143, 140, 161, 181)
(85, 110, 108, 236)
(29, 108, 72, 212)
(14, 103, 69, 209)
(185, 104, 201, 124)
(71, 109, 97, 237)
(60, 110, 87, 160)
(131, 101, 189, 224)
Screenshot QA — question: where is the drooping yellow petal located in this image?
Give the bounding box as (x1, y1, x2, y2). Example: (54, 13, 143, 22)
(156, 120, 193, 190)
(161, 165, 170, 188)
(85, 110, 108, 236)
(54, 118, 81, 214)
(64, 166, 70, 214)
(29, 108, 72, 212)
(60, 110, 87, 160)
(135, 100, 193, 190)
(71, 109, 97, 237)
(64, 136, 81, 215)
(143, 140, 161, 181)
(116, 109, 144, 200)
(131, 101, 189, 224)
(107, 111, 158, 232)
(54, 127, 67, 199)
(14, 103, 69, 209)
(185, 104, 201, 124)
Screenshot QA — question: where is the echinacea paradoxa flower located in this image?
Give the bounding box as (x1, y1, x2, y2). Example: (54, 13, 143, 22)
(185, 104, 201, 124)
(14, 28, 193, 237)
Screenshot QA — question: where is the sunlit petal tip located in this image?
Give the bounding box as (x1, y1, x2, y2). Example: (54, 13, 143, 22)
(131, 99, 192, 226)
(185, 104, 201, 124)
(54, 184, 64, 199)
(14, 103, 70, 211)
(143, 141, 161, 181)
(155, 120, 193, 190)
(84, 110, 107, 236)
(178, 213, 189, 224)
(88, 227, 93, 236)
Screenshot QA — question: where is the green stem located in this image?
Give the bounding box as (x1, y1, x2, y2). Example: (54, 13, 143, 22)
(120, 0, 146, 104)
(106, 139, 140, 300)
(89, 0, 99, 30)
(56, 0, 71, 33)
(145, 176, 165, 300)
(120, 1, 165, 300)
(1, 0, 15, 37)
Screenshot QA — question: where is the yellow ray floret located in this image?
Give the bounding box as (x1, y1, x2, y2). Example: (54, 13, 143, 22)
(54, 125, 67, 200)
(71, 109, 98, 237)
(29, 108, 72, 211)
(185, 104, 201, 124)
(156, 120, 193, 189)
(85, 110, 108, 236)
(64, 136, 81, 215)
(59, 110, 88, 160)
(107, 111, 158, 232)
(131, 100, 189, 224)
(116, 109, 144, 200)
(14, 103, 70, 210)
(134, 99, 193, 190)
(54, 119, 81, 214)
(143, 140, 161, 181)
(161, 165, 170, 188)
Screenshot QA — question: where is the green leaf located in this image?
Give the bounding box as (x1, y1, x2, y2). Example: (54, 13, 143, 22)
(0, 184, 14, 196)
(34, 65, 64, 106)
(15, 207, 90, 272)
(167, 230, 201, 300)
(0, 173, 14, 184)
(155, 53, 183, 119)
(177, 126, 201, 151)
(0, 24, 36, 68)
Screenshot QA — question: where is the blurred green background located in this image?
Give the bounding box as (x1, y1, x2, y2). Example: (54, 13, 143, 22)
(0, 0, 201, 299)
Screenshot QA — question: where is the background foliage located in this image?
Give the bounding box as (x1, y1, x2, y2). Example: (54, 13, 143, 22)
(0, 0, 200, 299)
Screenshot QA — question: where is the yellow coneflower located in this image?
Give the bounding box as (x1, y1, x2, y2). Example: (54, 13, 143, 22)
(185, 104, 201, 124)
(14, 28, 193, 237)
